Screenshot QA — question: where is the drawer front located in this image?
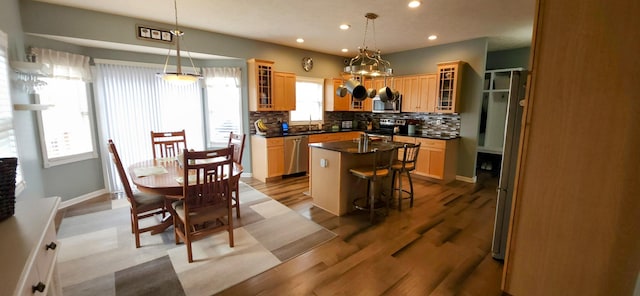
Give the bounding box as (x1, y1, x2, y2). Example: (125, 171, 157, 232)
(35, 222, 58, 286)
(393, 135, 416, 144)
(266, 137, 284, 146)
(415, 138, 445, 149)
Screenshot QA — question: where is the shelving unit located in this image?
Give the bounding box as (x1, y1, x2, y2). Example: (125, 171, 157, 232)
(477, 68, 524, 155)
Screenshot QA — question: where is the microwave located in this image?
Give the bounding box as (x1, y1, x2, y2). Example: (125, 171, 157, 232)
(372, 97, 401, 113)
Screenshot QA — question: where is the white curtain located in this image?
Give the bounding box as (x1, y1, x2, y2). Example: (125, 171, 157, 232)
(94, 63, 204, 192)
(31, 48, 92, 81)
(202, 67, 242, 146)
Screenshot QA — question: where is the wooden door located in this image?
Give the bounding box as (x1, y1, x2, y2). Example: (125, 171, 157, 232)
(325, 79, 350, 111)
(426, 149, 445, 179)
(502, 0, 640, 294)
(273, 72, 296, 111)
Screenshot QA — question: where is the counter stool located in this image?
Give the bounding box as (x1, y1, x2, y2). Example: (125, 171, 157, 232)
(350, 148, 394, 223)
(390, 143, 421, 211)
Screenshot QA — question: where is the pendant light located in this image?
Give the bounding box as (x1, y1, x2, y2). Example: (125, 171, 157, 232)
(340, 13, 399, 102)
(157, 0, 202, 84)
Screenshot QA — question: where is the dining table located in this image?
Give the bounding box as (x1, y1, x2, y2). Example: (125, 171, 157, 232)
(129, 157, 243, 196)
(128, 157, 243, 234)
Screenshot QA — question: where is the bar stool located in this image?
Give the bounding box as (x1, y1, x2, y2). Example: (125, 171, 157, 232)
(350, 148, 394, 223)
(390, 143, 421, 211)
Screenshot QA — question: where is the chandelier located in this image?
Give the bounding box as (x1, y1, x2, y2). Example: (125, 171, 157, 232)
(340, 13, 398, 102)
(157, 0, 202, 84)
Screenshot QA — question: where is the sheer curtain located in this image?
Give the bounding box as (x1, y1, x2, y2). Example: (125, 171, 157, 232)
(202, 67, 242, 147)
(94, 63, 204, 192)
(32, 47, 92, 81)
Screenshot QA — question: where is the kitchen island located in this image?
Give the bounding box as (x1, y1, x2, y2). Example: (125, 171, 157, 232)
(309, 140, 402, 216)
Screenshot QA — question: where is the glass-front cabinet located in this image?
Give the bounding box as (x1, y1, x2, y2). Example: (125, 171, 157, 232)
(436, 61, 464, 113)
(248, 59, 274, 111)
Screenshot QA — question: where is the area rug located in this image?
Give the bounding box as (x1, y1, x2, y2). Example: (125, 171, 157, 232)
(56, 182, 336, 296)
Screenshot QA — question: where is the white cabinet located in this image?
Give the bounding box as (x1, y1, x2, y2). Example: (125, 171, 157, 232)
(477, 68, 524, 154)
(0, 197, 62, 296)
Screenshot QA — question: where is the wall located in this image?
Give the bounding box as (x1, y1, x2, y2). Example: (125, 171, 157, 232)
(0, 0, 45, 199)
(387, 38, 488, 180)
(486, 47, 530, 70)
(12, 0, 492, 201)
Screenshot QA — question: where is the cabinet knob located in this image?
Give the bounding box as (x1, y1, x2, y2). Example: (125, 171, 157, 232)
(46, 242, 57, 250)
(32, 282, 46, 293)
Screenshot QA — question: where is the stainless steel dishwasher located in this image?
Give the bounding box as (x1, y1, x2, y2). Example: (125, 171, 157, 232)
(283, 135, 309, 175)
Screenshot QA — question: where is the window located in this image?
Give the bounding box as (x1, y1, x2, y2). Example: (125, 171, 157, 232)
(37, 78, 96, 167)
(30, 48, 96, 168)
(0, 30, 25, 193)
(289, 77, 324, 124)
(203, 67, 242, 147)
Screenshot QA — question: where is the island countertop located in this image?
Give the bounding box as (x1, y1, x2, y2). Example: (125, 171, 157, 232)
(309, 140, 404, 154)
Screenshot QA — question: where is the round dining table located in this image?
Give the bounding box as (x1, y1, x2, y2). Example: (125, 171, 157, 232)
(129, 158, 243, 196)
(128, 158, 243, 234)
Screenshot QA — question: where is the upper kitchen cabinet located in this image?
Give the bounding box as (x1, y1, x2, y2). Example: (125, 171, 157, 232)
(399, 74, 437, 113)
(248, 59, 274, 111)
(273, 71, 296, 111)
(325, 78, 351, 111)
(436, 61, 464, 113)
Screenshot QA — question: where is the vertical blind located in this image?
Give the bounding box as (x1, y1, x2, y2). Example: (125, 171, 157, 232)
(94, 63, 203, 192)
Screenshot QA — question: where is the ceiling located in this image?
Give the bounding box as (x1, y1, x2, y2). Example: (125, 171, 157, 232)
(33, 0, 535, 58)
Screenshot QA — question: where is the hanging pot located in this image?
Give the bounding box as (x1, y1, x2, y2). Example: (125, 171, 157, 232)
(366, 88, 377, 98)
(378, 86, 394, 102)
(336, 85, 347, 97)
(345, 79, 367, 101)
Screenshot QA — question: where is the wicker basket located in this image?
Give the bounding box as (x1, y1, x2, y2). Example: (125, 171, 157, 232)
(0, 157, 18, 221)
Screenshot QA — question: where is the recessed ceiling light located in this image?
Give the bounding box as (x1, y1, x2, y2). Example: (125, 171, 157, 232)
(341, 48, 349, 53)
(408, 1, 421, 8)
(339, 24, 351, 30)
(296, 38, 304, 43)
(428, 35, 438, 40)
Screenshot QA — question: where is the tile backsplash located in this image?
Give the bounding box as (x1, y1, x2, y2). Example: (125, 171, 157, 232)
(249, 111, 460, 137)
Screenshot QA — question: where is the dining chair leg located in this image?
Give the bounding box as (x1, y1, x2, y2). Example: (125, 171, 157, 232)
(234, 187, 241, 218)
(132, 214, 141, 248)
(407, 170, 415, 208)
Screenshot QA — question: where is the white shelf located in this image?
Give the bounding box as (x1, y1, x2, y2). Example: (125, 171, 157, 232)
(13, 104, 54, 111)
(10, 61, 52, 76)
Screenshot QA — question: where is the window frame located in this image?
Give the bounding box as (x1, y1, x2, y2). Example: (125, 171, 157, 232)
(289, 76, 324, 126)
(35, 78, 98, 168)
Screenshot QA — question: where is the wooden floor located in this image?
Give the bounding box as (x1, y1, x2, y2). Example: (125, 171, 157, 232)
(219, 172, 504, 296)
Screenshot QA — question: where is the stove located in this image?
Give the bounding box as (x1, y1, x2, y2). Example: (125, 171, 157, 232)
(365, 118, 407, 141)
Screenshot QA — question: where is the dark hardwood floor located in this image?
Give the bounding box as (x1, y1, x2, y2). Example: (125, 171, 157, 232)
(220, 172, 503, 295)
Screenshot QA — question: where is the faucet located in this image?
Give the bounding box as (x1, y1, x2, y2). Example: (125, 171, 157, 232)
(308, 115, 313, 131)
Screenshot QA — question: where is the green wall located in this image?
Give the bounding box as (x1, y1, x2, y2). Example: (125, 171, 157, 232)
(387, 38, 488, 180)
(487, 47, 530, 70)
(8, 0, 496, 201)
(1, 0, 45, 199)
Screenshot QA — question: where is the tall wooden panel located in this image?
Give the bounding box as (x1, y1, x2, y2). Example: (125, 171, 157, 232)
(502, 0, 640, 295)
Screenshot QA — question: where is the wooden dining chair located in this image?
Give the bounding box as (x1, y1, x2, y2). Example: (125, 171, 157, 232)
(150, 129, 187, 159)
(227, 132, 246, 217)
(107, 139, 167, 248)
(172, 147, 235, 263)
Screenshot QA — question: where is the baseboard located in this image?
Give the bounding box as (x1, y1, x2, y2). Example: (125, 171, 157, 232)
(241, 172, 252, 178)
(59, 188, 109, 209)
(456, 175, 477, 183)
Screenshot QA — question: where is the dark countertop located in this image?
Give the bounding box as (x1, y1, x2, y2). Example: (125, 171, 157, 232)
(256, 129, 365, 138)
(254, 129, 460, 140)
(393, 132, 461, 140)
(309, 140, 404, 154)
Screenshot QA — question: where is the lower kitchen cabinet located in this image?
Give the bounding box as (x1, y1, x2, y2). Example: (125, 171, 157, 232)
(393, 135, 459, 182)
(251, 136, 284, 182)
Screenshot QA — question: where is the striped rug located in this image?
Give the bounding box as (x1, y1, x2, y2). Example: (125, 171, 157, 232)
(56, 182, 336, 296)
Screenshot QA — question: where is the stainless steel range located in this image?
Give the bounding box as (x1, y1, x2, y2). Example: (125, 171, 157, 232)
(365, 118, 407, 141)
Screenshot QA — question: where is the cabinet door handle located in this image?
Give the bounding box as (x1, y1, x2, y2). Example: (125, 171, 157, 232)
(46, 242, 57, 250)
(32, 282, 46, 293)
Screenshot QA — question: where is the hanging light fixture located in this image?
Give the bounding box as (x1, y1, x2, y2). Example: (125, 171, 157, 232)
(157, 0, 202, 84)
(344, 13, 393, 77)
(341, 13, 399, 102)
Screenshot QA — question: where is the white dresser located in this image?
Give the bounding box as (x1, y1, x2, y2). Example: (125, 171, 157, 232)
(0, 197, 62, 296)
